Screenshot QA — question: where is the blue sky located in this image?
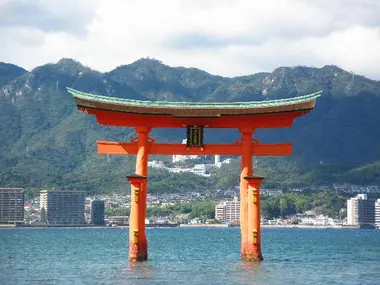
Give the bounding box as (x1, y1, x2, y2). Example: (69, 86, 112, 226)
(1, 0, 380, 79)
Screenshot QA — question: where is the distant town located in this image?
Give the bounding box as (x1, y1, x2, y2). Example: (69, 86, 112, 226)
(1, 186, 380, 229)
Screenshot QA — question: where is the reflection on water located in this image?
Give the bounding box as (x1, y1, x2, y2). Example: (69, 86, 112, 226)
(239, 260, 262, 273)
(231, 261, 264, 285)
(121, 261, 154, 277)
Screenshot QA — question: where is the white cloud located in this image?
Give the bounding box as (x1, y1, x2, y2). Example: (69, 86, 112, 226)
(1, 0, 380, 79)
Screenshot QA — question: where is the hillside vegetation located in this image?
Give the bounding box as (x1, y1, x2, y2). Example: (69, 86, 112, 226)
(1, 58, 380, 193)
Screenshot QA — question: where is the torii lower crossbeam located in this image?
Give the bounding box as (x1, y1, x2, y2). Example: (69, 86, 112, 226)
(98, 141, 292, 156)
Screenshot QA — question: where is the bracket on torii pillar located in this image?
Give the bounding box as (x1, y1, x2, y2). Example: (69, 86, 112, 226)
(126, 175, 148, 262)
(243, 175, 265, 262)
(126, 175, 148, 201)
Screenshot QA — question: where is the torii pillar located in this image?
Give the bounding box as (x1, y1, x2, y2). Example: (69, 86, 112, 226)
(127, 175, 148, 262)
(126, 126, 150, 262)
(243, 175, 264, 261)
(239, 127, 253, 260)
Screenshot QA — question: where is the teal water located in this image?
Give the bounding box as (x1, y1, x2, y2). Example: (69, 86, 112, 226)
(1, 228, 380, 285)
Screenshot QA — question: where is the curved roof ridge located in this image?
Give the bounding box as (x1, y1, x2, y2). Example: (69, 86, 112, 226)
(67, 87, 322, 109)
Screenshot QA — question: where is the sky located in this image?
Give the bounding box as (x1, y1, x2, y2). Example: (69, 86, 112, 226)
(1, 0, 380, 79)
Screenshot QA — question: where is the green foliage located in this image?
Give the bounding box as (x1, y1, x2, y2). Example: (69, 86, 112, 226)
(145, 201, 216, 219)
(212, 156, 380, 190)
(105, 207, 130, 216)
(24, 188, 41, 198)
(188, 201, 216, 219)
(261, 191, 347, 219)
(148, 169, 217, 193)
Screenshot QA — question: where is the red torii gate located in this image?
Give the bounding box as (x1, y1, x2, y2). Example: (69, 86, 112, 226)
(68, 87, 320, 262)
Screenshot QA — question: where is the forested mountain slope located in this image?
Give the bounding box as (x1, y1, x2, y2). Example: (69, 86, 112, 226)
(1, 58, 379, 192)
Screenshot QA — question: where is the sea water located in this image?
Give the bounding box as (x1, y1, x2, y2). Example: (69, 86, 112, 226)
(1, 227, 380, 285)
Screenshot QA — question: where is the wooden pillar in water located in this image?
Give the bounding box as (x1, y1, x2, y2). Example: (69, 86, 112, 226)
(127, 175, 148, 261)
(128, 126, 150, 262)
(244, 175, 264, 261)
(239, 127, 253, 261)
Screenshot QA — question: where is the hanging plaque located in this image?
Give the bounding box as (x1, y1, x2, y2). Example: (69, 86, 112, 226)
(186, 125, 204, 148)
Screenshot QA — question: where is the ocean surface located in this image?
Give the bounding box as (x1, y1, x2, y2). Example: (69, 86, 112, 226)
(1, 227, 380, 285)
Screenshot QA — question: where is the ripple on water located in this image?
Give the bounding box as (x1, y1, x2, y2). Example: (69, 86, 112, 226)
(0, 228, 380, 285)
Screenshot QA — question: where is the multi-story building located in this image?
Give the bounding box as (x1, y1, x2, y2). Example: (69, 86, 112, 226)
(91, 200, 105, 225)
(148, 160, 165, 169)
(215, 196, 240, 223)
(40, 190, 85, 225)
(215, 203, 226, 221)
(375, 199, 380, 229)
(347, 194, 375, 226)
(0, 188, 24, 224)
(214, 155, 221, 168)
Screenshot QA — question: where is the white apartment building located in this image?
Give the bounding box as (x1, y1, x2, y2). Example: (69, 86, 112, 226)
(167, 164, 210, 177)
(190, 164, 210, 177)
(347, 194, 375, 226)
(215, 197, 240, 223)
(375, 199, 380, 229)
(215, 203, 226, 222)
(148, 160, 165, 169)
(296, 214, 335, 226)
(214, 155, 222, 168)
(172, 154, 199, 163)
(40, 190, 85, 225)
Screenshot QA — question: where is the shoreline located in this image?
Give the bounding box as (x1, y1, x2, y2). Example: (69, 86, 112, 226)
(261, 224, 360, 229)
(179, 224, 361, 229)
(0, 224, 362, 229)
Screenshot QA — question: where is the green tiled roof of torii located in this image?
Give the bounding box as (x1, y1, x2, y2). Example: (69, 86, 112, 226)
(67, 87, 321, 117)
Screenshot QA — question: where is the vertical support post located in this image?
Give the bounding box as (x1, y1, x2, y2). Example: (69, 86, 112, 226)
(244, 175, 264, 261)
(127, 175, 148, 262)
(239, 127, 254, 261)
(129, 126, 150, 262)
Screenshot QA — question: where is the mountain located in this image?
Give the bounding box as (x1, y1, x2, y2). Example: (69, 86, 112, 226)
(107, 58, 229, 102)
(1, 58, 380, 193)
(0, 62, 27, 86)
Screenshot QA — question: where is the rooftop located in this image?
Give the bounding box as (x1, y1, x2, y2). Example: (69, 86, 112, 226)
(67, 87, 321, 118)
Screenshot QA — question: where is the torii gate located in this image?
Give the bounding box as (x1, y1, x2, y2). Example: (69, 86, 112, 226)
(68, 87, 320, 262)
